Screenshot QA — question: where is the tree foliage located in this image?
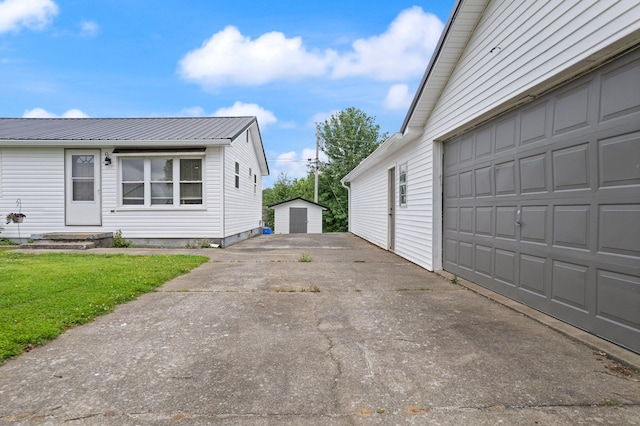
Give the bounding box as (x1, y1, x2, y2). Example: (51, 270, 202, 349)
(318, 107, 387, 232)
(262, 107, 386, 233)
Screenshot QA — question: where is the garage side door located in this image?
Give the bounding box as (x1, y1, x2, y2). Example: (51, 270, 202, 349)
(443, 50, 640, 353)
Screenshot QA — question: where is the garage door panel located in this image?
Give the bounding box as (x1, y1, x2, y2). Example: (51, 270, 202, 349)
(443, 50, 640, 353)
(520, 206, 548, 244)
(598, 204, 640, 257)
(521, 102, 548, 145)
(475, 244, 493, 277)
(475, 207, 493, 236)
(554, 82, 591, 134)
(460, 136, 474, 163)
(495, 249, 516, 285)
(600, 58, 640, 121)
(520, 153, 548, 193)
(597, 270, 640, 330)
(496, 117, 517, 152)
(475, 128, 493, 158)
(475, 166, 493, 196)
(458, 241, 474, 270)
(552, 143, 591, 191)
(553, 205, 590, 250)
(496, 206, 518, 239)
(495, 161, 516, 195)
(459, 171, 473, 197)
(599, 132, 640, 187)
(520, 254, 547, 296)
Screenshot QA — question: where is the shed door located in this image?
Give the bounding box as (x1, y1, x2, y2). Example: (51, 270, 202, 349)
(442, 51, 640, 353)
(65, 149, 102, 226)
(289, 208, 308, 233)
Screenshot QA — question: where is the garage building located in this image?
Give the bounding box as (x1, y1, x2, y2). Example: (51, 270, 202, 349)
(342, 0, 640, 353)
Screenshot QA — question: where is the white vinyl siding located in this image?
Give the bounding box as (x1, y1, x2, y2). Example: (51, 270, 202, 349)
(348, 161, 389, 250)
(0, 147, 225, 240)
(427, 0, 640, 141)
(224, 130, 264, 237)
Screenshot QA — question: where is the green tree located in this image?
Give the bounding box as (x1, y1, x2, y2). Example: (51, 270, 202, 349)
(318, 107, 387, 232)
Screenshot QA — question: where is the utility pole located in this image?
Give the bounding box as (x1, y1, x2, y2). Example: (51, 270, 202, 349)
(314, 123, 320, 203)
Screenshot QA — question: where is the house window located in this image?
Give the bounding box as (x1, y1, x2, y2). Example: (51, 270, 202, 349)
(253, 174, 257, 194)
(249, 167, 252, 177)
(399, 163, 407, 206)
(235, 162, 240, 189)
(121, 157, 202, 207)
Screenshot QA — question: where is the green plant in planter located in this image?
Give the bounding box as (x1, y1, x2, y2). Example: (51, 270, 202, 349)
(5, 213, 26, 224)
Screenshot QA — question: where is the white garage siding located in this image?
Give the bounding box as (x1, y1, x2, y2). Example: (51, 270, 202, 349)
(348, 161, 388, 249)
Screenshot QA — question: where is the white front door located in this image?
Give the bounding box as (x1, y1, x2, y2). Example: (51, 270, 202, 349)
(65, 149, 102, 226)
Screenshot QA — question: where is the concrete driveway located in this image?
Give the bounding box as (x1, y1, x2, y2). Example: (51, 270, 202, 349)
(1, 233, 639, 425)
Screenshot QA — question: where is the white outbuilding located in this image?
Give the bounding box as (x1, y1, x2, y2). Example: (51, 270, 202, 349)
(269, 197, 327, 234)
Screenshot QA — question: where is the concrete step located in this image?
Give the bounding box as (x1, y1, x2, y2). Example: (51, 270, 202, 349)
(19, 241, 97, 250)
(38, 232, 112, 241)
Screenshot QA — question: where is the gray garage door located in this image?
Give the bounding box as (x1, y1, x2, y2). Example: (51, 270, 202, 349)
(443, 50, 640, 353)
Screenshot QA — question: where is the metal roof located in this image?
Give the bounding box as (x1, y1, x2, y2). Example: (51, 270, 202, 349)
(0, 117, 256, 141)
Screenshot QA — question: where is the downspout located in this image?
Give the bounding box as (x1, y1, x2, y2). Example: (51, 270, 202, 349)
(341, 180, 351, 232)
(221, 146, 225, 244)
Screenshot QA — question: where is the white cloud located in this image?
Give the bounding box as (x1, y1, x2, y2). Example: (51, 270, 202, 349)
(178, 106, 205, 117)
(23, 107, 89, 118)
(270, 148, 328, 180)
(178, 25, 332, 89)
(212, 101, 277, 128)
(384, 84, 413, 110)
(0, 0, 58, 34)
(80, 20, 99, 37)
(309, 110, 340, 127)
(178, 7, 443, 89)
(331, 6, 443, 80)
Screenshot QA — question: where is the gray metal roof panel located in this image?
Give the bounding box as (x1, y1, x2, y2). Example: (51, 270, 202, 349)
(0, 117, 257, 141)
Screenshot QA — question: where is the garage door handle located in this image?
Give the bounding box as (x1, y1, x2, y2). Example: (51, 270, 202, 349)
(515, 221, 522, 226)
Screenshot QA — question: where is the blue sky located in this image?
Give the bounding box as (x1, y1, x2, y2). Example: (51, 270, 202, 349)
(0, 0, 454, 186)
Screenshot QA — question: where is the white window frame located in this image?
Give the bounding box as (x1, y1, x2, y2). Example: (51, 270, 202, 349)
(399, 162, 407, 206)
(235, 162, 240, 189)
(117, 152, 205, 209)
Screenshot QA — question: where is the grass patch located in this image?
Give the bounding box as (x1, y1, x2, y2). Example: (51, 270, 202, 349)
(0, 251, 207, 364)
(298, 252, 312, 262)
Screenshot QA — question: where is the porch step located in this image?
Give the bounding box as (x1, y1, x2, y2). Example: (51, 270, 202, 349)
(22, 232, 113, 250)
(20, 241, 97, 250)
(38, 232, 112, 241)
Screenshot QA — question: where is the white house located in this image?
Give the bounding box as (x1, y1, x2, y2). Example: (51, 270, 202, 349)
(269, 197, 327, 234)
(342, 0, 640, 353)
(0, 117, 269, 247)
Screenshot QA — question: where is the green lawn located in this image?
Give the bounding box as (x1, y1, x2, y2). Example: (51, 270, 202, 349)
(0, 250, 208, 364)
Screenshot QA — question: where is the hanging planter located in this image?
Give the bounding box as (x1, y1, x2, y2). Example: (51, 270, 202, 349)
(6, 213, 26, 224)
